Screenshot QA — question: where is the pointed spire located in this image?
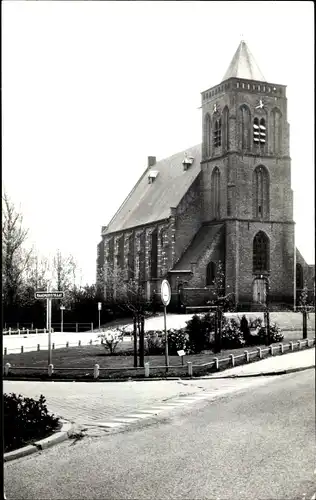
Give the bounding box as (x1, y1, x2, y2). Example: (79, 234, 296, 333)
(222, 40, 266, 82)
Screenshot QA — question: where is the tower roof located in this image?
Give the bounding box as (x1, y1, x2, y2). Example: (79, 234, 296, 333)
(222, 40, 266, 82)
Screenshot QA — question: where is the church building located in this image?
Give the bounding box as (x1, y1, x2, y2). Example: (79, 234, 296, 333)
(97, 41, 314, 310)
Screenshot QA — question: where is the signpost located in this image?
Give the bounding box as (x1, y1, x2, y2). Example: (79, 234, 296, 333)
(177, 349, 186, 366)
(98, 302, 102, 330)
(35, 291, 64, 365)
(60, 305, 65, 333)
(161, 280, 171, 372)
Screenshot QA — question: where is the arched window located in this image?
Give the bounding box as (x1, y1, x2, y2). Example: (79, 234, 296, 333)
(259, 118, 266, 147)
(213, 119, 221, 148)
(206, 262, 216, 286)
(159, 228, 165, 249)
(211, 167, 220, 219)
(252, 166, 269, 219)
(222, 107, 229, 150)
(150, 229, 158, 279)
(204, 113, 211, 158)
(296, 263, 304, 290)
(240, 105, 251, 150)
(253, 231, 269, 272)
(272, 108, 282, 154)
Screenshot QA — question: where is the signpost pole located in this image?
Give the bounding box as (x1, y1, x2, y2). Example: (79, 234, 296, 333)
(164, 305, 169, 372)
(48, 298, 52, 365)
(161, 280, 171, 374)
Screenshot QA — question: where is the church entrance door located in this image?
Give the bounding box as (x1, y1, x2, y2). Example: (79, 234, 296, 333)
(253, 278, 267, 305)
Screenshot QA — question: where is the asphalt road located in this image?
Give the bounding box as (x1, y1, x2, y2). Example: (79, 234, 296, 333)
(5, 369, 316, 500)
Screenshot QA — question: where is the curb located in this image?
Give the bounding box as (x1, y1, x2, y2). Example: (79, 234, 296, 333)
(195, 364, 316, 379)
(4, 420, 74, 463)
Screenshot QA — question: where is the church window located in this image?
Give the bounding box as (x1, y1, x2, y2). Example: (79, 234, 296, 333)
(150, 229, 158, 279)
(253, 117, 266, 147)
(211, 167, 221, 219)
(253, 231, 269, 272)
(204, 113, 211, 157)
(253, 117, 260, 144)
(160, 228, 165, 248)
(127, 235, 134, 280)
(206, 261, 216, 286)
(213, 119, 221, 148)
(236, 82, 239, 88)
(253, 166, 269, 219)
(241, 105, 251, 150)
(296, 263, 304, 290)
(272, 108, 282, 154)
(222, 107, 229, 150)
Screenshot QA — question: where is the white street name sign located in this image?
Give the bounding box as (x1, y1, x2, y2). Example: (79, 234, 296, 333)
(177, 350, 186, 357)
(35, 291, 64, 299)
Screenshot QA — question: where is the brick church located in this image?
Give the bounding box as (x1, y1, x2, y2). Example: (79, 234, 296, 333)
(97, 41, 314, 310)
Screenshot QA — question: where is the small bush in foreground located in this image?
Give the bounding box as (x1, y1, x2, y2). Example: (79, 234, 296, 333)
(4, 393, 60, 452)
(257, 322, 284, 343)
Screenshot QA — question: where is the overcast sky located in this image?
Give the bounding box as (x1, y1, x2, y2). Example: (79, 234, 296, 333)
(2, 1, 314, 285)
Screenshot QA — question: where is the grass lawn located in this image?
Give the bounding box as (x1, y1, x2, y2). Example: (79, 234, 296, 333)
(3, 332, 313, 380)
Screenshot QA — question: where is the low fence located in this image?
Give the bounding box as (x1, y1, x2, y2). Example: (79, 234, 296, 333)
(3, 328, 54, 336)
(3, 338, 315, 378)
(3, 338, 99, 355)
(3, 323, 94, 335)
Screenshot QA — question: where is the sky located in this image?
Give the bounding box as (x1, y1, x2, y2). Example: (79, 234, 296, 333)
(2, 1, 314, 285)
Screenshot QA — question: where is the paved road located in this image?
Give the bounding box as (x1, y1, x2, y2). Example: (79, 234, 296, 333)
(5, 369, 315, 500)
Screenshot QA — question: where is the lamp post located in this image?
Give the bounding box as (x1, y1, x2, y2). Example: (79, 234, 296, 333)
(60, 305, 65, 333)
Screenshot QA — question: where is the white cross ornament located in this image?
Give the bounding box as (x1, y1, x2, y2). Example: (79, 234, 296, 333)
(255, 99, 264, 109)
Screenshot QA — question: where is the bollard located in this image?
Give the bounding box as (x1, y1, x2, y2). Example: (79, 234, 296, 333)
(66, 341, 69, 348)
(35, 328, 38, 334)
(37, 344, 40, 351)
(31, 323, 34, 330)
(290, 341, 294, 351)
(44, 328, 46, 334)
(4, 363, 11, 376)
(214, 357, 219, 370)
(270, 345, 274, 355)
(187, 361, 193, 377)
(9, 328, 11, 335)
(94, 364, 100, 379)
(21, 346, 24, 353)
(298, 340, 302, 350)
(230, 354, 235, 367)
(145, 362, 150, 378)
(4, 347, 7, 356)
(279, 343, 284, 354)
(52, 343, 55, 350)
(48, 364, 54, 377)
(78, 340, 81, 347)
(76, 323, 78, 333)
(18, 329, 21, 335)
(26, 329, 29, 335)
(257, 347, 262, 359)
(244, 350, 249, 362)
(91, 322, 93, 332)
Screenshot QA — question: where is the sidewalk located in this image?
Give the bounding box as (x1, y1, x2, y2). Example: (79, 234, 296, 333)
(207, 347, 315, 378)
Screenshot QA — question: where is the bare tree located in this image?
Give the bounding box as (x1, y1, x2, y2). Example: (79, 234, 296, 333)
(2, 191, 33, 307)
(51, 249, 78, 291)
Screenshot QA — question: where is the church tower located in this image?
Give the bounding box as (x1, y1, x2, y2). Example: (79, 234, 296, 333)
(201, 41, 294, 307)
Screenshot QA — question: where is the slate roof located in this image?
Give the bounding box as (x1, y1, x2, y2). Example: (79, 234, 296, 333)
(173, 224, 224, 270)
(222, 40, 266, 82)
(105, 144, 202, 234)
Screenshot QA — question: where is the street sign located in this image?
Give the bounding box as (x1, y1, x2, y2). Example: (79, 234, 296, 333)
(161, 280, 171, 306)
(98, 302, 102, 311)
(177, 350, 185, 357)
(35, 291, 64, 299)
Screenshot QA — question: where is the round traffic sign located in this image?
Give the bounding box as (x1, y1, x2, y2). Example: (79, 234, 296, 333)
(161, 280, 171, 306)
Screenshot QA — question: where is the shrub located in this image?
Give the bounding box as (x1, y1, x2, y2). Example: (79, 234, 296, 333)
(146, 331, 164, 355)
(98, 329, 124, 354)
(4, 393, 60, 453)
(185, 314, 213, 354)
(257, 322, 284, 344)
(161, 328, 189, 355)
(240, 314, 251, 343)
(221, 318, 245, 349)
